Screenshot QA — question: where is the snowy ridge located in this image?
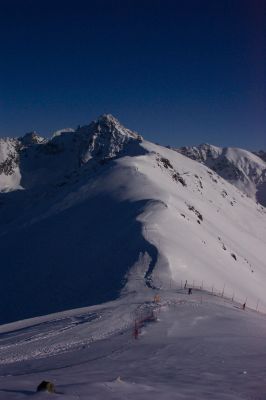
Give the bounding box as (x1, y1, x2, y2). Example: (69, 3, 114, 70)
(0, 116, 265, 326)
(0, 115, 266, 399)
(176, 143, 266, 206)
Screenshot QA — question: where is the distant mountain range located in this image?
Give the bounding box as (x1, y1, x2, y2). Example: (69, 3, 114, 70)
(175, 143, 266, 206)
(0, 115, 265, 324)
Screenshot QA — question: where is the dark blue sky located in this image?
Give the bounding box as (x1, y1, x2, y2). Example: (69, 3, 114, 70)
(0, 0, 265, 149)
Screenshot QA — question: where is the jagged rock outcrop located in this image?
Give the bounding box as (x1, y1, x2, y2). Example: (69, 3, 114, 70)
(19, 131, 46, 146)
(0, 114, 143, 192)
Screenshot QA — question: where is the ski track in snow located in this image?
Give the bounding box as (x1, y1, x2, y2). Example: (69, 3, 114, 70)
(0, 290, 266, 399)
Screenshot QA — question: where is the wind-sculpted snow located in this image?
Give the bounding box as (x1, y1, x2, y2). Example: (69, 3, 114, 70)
(0, 193, 159, 324)
(0, 290, 266, 399)
(0, 115, 266, 325)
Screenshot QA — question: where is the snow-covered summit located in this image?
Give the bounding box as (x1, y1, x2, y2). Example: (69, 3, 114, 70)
(176, 143, 266, 206)
(77, 114, 140, 140)
(0, 115, 143, 192)
(0, 119, 265, 399)
(0, 118, 266, 325)
(91, 113, 140, 139)
(75, 113, 142, 161)
(19, 131, 46, 146)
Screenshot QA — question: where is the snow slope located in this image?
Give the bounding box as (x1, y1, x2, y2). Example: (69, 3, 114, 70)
(0, 115, 266, 325)
(0, 288, 266, 399)
(176, 143, 266, 206)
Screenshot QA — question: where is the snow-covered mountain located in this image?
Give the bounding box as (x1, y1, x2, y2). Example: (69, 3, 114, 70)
(0, 115, 266, 325)
(176, 143, 266, 206)
(253, 149, 266, 162)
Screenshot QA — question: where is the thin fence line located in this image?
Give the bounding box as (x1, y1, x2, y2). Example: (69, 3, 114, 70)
(158, 279, 265, 316)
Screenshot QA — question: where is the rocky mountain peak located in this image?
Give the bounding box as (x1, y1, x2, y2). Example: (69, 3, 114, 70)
(77, 114, 141, 141)
(73, 114, 142, 162)
(19, 131, 46, 146)
(97, 113, 120, 125)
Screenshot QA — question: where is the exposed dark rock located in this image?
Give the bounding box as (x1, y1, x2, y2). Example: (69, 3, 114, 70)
(37, 381, 55, 393)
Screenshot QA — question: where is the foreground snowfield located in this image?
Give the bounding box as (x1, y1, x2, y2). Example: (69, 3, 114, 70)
(122, 140, 266, 310)
(0, 288, 266, 400)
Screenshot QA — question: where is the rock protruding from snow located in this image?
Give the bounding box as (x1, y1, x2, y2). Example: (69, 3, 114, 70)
(176, 143, 266, 206)
(19, 131, 46, 146)
(0, 115, 143, 191)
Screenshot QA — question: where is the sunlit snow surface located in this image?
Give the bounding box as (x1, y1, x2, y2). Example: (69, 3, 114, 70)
(0, 127, 266, 323)
(0, 116, 266, 399)
(177, 143, 266, 206)
(0, 289, 266, 399)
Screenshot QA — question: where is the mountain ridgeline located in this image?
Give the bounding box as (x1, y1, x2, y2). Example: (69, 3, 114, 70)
(176, 143, 266, 207)
(0, 115, 265, 324)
